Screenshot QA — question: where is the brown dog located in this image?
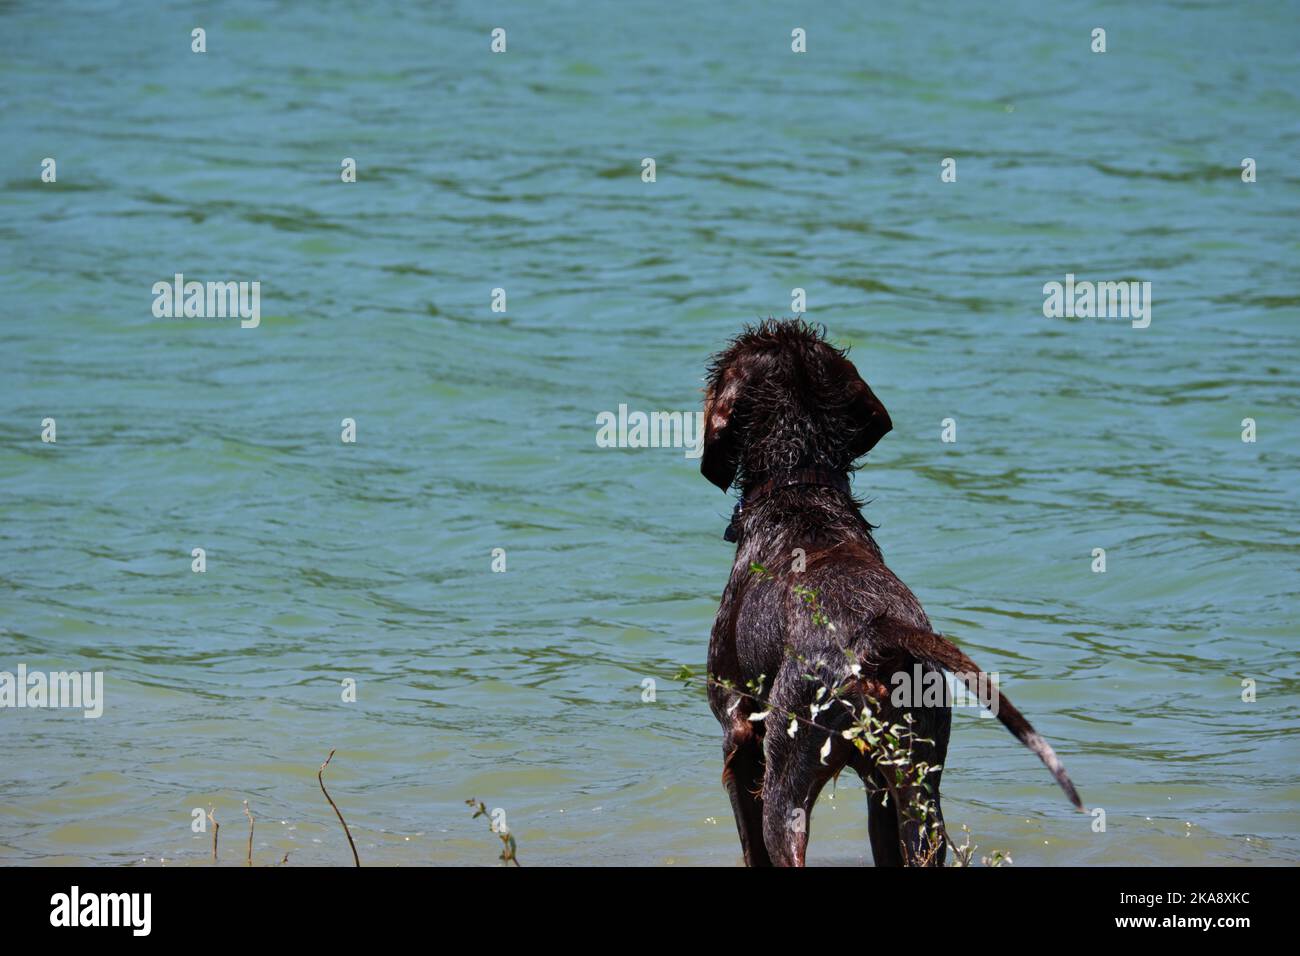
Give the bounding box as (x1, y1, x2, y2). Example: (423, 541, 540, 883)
(701, 319, 1083, 866)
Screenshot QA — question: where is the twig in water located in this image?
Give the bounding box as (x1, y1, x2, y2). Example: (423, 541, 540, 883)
(318, 749, 360, 867)
(206, 806, 219, 862)
(243, 800, 254, 866)
(466, 799, 521, 866)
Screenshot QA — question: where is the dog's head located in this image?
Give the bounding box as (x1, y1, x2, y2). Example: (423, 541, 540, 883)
(701, 319, 891, 491)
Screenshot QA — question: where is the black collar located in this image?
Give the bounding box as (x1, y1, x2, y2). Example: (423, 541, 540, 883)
(723, 468, 852, 542)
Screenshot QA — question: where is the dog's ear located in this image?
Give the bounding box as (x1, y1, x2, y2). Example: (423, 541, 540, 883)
(843, 366, 892, 461)
(701, 368, 742, 491)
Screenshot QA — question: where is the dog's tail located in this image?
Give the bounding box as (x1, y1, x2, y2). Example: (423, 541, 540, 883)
(874, 618, 1085, 812)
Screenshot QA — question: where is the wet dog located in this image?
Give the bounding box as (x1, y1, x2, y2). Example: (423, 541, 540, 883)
(700, 319, 1082, 866)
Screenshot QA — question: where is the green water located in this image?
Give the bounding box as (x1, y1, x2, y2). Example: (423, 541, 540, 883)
(1, 1, 1297, 866)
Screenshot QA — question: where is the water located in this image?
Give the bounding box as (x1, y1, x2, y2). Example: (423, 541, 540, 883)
(1, 0, 1297, 866)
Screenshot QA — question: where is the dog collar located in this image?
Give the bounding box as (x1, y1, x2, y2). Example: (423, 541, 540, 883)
(723, 468, 852, 542)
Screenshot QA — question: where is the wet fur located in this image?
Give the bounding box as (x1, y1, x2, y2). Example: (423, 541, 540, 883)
(701, 319, 1083, 867)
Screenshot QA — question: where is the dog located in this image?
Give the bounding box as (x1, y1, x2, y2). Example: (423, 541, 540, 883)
(700, 319, 1083, 866)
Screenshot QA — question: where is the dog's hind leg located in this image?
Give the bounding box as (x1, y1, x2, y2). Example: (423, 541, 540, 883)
(854, 701, 950, 866)
(722, 722, 772, 866)
(896, 764, 947, 866)
(759, 727, 839, 867)
(759, 769, 812, 867)
(893, 706, 951, 866)
(903, 700, 951, 866)
(858, 761, 904, 867)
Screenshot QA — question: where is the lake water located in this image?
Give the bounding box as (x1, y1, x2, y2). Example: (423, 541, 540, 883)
(1, 1, 1297, 866)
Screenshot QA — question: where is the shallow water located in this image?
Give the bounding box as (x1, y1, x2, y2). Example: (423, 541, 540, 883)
(1, 1, 1298, 866)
